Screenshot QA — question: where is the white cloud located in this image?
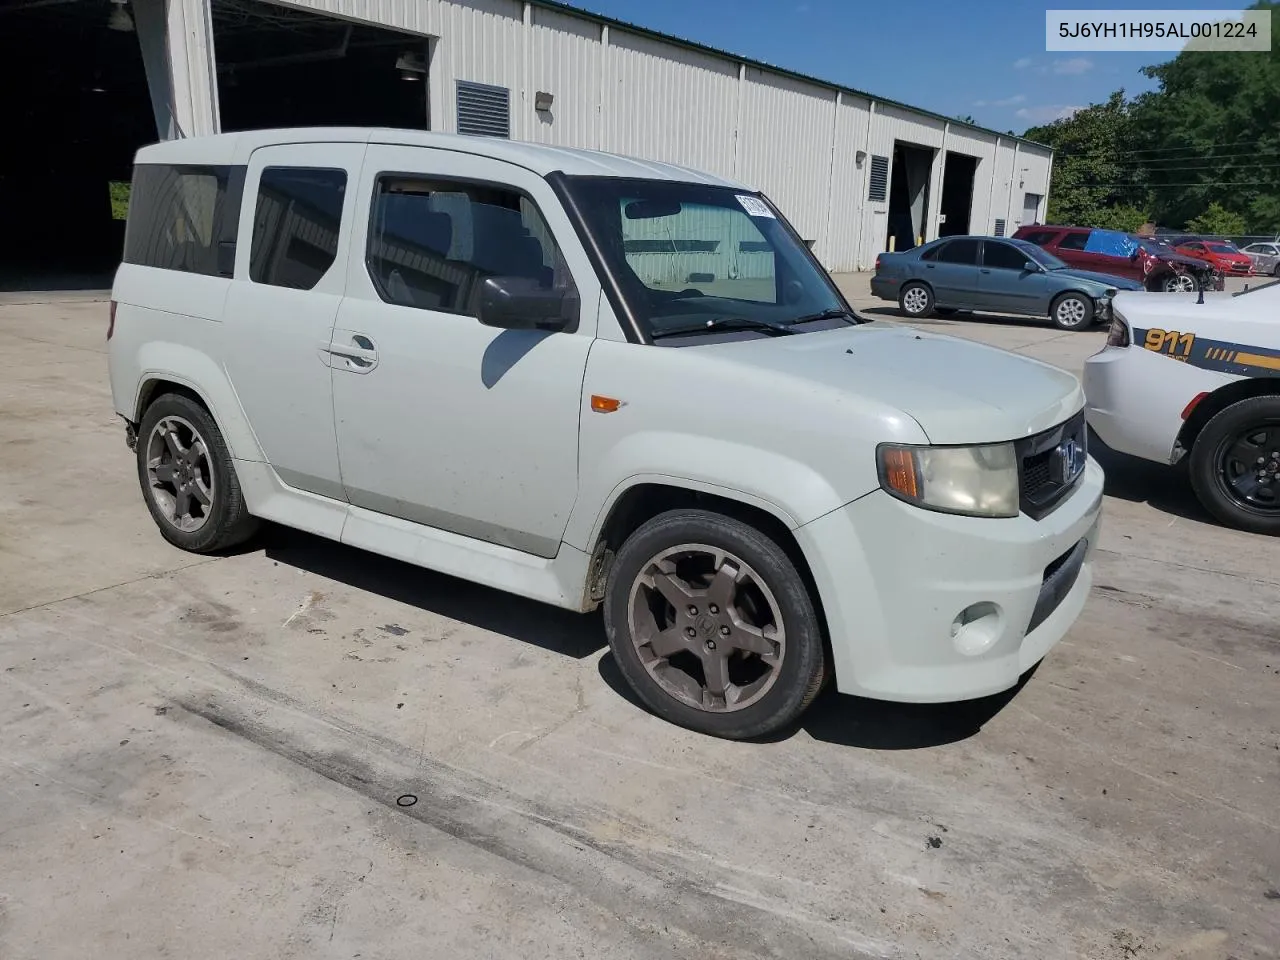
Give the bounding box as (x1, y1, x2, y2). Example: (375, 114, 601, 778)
(974, 94, 1027, 108)
(1052, 57, 1093, 75)
(1016, 104, 1085, 123)
(1013, 57, 1034, 69)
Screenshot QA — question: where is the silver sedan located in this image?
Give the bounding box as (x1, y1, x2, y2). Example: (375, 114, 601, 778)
(1241, 242, 1280, 276)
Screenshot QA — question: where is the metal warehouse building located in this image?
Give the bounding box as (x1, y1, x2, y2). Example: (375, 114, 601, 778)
(0, 0, 1052, 280)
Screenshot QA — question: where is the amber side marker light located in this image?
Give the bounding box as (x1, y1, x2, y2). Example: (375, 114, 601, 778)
(1181, 391, 1209, 421)
(880, 447, 919, 499)
(590, 395, 623, 413)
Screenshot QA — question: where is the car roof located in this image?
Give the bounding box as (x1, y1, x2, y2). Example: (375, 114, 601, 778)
(132, 127, 746, 188)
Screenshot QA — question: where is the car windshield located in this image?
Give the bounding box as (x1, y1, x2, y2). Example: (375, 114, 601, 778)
(556, 176, 852, 340)
(1015, 240, 1066, 270)
(1205, 241, 1239, 253)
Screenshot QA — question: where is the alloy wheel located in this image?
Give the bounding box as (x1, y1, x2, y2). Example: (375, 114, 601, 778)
(627, 544, 785, 712)
(902, 287, 929, 314)
(1217, 424, 1280, 513)
(1055, 297, 1087, 327)
(145, 415, 215, 532)
(1163, 273, 1197, 293)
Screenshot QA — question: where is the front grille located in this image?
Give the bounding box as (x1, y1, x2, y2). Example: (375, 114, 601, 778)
(1229, 262, 1249, 272)
(1015, 411, 1087, 520)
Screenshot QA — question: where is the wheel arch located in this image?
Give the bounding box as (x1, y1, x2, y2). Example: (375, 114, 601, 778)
(129, 343, 265, 462)
(583, 481, 829, 653)
(1176, 377, 1280, 456)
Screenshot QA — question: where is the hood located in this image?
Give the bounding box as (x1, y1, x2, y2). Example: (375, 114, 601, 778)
(707, 322, 1083, 444)
(1155, 250, 1214, 270)
(1053, 267, 1144, 290)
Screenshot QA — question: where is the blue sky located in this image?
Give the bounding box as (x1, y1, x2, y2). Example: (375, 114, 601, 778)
(570, 0, 1254, 133)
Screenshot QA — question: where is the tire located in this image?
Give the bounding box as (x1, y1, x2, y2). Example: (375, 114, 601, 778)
(898, 281, 935, 318)
(1273, 264, 1280, 277)
(1160, 273, 1198, 293)
(1049, 292, 1095, 331)
(136, 393, 259, 553)
(1188, 395, 1280, 535)
(602, 509, 827, 739)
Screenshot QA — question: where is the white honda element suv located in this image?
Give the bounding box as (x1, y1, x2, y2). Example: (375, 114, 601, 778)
(108, 127, 1103, 739)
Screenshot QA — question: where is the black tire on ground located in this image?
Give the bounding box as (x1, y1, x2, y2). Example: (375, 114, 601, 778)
(603, 509, 827, 739)
(1273, 263, 1280, 277)
(1188, 395, 1280, 536)
(1049, 291, 1095, 331)
(136, 392, 260, 553)
(898, 281, 935, 318)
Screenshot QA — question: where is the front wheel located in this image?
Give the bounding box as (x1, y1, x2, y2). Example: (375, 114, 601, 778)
(1161, 273, 1198, 293)
(603, 510, 827, 739)
(898, 282, 935, 318)
(1049, 292, 1094, 331)
(1189, 396, 1280, 535)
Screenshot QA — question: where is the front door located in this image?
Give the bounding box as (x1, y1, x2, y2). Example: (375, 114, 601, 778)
(978, 239, 1052, 315)
(221, 142, 366, 499)
(329, 144, 597, 558)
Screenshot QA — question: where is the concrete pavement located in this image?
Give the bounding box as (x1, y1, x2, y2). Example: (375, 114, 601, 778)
(1, 280, 1277, 960)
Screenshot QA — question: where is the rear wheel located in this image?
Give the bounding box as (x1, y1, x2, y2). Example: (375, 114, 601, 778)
(898, 282, 934, 318)
(603, 509, 826, 739)
(136, 393, 259, 553)
(1049, 292, 1094, 331)
(1273, 263, 1280, 277)
(1189, 396, 1280, 535)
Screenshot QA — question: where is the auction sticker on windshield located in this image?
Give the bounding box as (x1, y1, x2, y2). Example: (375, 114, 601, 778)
(736, 195, 776, 218)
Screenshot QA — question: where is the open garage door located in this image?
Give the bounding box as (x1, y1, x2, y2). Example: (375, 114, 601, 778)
(212, 0, 430, 133)
(886, 142, 934, 252)
(0, 0, 155, 287)
(938, 151, 977, 238)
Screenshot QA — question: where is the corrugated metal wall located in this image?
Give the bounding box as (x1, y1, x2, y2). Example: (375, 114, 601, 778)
(207, 0, 1053, 272)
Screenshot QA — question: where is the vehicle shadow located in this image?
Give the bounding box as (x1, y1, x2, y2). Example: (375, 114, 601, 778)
(260, 524, 606, 660)
(1088, 427, 1214, 524)
(596, 651, 1036, 750)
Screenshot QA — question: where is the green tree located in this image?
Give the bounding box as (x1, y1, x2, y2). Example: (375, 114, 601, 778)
(955, 114, 977, 124)
(1092, 204, 1150, 233)
(1022, 92, 1148, 226)
(1186, 202, 1248, 236)
(1129, 1, 1279, 233)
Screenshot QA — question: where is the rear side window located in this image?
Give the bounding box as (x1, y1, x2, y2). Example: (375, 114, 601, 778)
(249, 167, 347, 290)
(1057, 231, 1090, 251)
(366, 176, 576, 317)
(1020, 230, 1059, 246)
(936, 238, 980, 265)
(123, 164, 243, 277)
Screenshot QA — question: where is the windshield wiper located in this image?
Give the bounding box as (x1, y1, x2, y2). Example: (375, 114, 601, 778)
(790, 307, 863, 326)
(650, 316, 798, 339)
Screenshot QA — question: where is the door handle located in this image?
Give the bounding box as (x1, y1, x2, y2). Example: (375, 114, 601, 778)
(323, 334, 379, 372)
(980, 268, 991, 274)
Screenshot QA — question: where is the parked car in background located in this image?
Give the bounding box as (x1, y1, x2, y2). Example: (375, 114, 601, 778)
(1240, 241, 1280, 276)
(1014, 225, 1221, 293)
(1174, 238, 1254, 278)
(871, 235, 1142, 330)
(108, 128, 1104, 740)
(1085, 279, 1280, 534)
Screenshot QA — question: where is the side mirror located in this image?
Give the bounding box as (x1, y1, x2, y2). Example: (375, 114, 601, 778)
(1024, 261, 1041, 272)
(477, 275, 578, 332)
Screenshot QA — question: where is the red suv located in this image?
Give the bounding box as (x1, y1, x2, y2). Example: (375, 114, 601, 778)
(1012, 225, 1221, 292)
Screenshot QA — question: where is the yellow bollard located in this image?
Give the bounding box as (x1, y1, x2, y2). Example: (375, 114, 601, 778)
(888, 236, 896, 252)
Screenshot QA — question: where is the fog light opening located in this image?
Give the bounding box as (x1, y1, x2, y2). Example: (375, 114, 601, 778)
(951, 602, 1003, 656)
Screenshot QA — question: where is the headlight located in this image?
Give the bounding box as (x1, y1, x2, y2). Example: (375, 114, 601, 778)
(877, 442, 1020, 518)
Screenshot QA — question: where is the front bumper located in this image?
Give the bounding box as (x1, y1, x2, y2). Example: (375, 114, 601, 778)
(795, 460, 1103, 702)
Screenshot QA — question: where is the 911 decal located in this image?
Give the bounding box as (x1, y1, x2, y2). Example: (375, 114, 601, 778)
(1133, 328, 1280, 378)
(1143, 328, 1195, 360)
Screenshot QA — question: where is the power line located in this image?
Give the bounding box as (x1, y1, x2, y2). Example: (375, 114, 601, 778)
(1055, 136, 1280, 159)
(1083, 180, 1274, 188)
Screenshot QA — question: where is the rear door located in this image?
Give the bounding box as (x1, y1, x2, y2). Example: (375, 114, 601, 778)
(926, 238, 981, 307)
(221, 142, 366, 501)
(978, 239, 1052, 315)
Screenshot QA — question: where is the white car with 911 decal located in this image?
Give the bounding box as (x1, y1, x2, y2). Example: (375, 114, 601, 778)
(1084, 280, 1280, 534)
